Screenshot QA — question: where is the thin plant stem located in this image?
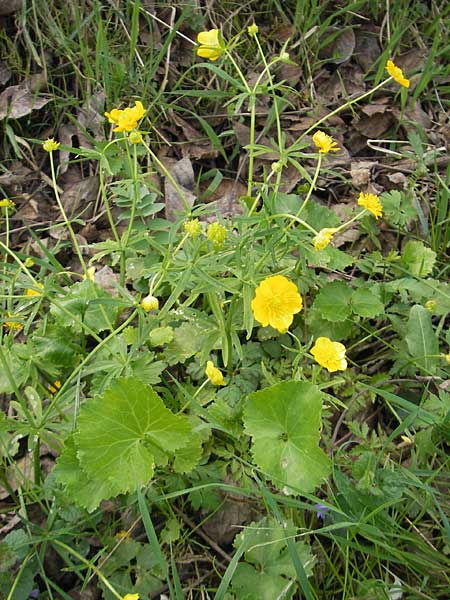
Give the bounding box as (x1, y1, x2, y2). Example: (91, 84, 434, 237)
(52, 539, 123, 600)
(48, 152, 87, 274)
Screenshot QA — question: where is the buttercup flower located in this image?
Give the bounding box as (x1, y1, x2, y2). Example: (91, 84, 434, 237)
(0, 198, 15, 209)
(197, 29, 224, 61)
(251, 275, 303, 333)
(247, 23, 259, 36)
(43, 138, 60, 152)
(26, 284, 43, 297)
(48, 380, 62, 394)
(24, 257, 35, 267)
(184, 218, 203, 238)
(386, 60, 410, 88)
(141, 294, 159, 312)
(205, 360, 226, 386)
(357, 192, 383, 220)
(313, 228, 339, 251)
(311, 337, 347, 372)
(312, 131, 340, 154)
(3, 313, 23, 331)
(105, 101, 145, 132)
(122, 595, 139, 600)
(207, 222, 227, 247)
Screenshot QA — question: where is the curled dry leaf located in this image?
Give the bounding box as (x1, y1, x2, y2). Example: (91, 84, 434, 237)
(319, 27, 356, 64)
(0, 74, 50, 120)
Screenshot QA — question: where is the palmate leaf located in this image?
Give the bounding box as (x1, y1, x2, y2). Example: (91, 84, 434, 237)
(55, 378, 201, 510)
(75, 378, 192, 495)
(244, 381, 330, 493)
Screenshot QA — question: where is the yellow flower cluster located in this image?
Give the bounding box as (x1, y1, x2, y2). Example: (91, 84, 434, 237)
(26, 284, 43, 297)
(122, 594, 139, 600)
(205, 360, 226, 386)
(251, 275, 303, 333)
(184, 218, 203, 238)
(196, 29, 224, 61)
(310, 337, 347, 372)
(0, 198, 15, 209)
(43, 138, 60, 152)
(312, 131, 340, 154)
(3, 313, 23, 331)
(386, 60, 410, 88)
(105, 101, 145, 132)
(207, 222, 227, 248)
(357, 192, 383, 219)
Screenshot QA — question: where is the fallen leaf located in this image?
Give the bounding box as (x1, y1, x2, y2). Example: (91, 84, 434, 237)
(60, 168, 98, 219)
(0, 75, 50, 120)
(354, 29, 381, 72)
(351, 161, 377, 188)
(319, 28, 356, 64)
(0, 61, 11, 86)
(353, 111, 395, 138)
(164, 156, 196, 221)
(0, 0, 23, 15)
(202, 178, 245, 218)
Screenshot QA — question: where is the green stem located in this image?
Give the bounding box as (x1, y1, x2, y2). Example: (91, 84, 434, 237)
(49, 152, 87, 274)
(247, 92, 256, 197)
(140, 138, 191, 213)
(300, 77, 392, 142)
(98, 167, 120, 244)
(0, 239, 38, 285)
(120, 142, 139, 287)
(52, 540, 123, 599)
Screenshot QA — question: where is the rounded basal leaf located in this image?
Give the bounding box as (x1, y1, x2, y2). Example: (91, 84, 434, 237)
(351, 287, 384, 318)
(313, 280, 352, 322)
(244, 381, 330, 493)
(75, 378, 192, 496)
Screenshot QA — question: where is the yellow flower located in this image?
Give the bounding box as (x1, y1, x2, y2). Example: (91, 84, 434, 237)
(313, 228, 338, 251)
(105, 101, 146, 132)
(141, 294, 159, 312)
(122, 595, 139, 600)
(184, 218, 203, 238)
(310, 337, 347, 372)
(48, 380, 62, 394)
(247, 23, 258, 36)
(24, 257, 35, 267)
(83, 266, 96, 281)
(43, 138, 60, 152)
(26, 284, 43, 297)
(205, 360, 226, 386)
(207, 222, 227, 248)
(197, 29, 224, 61)
(357, 192, 383, 220)
(3, 313, 23, 331)
(0, 198, 15, 209)
(386, 60, 410, 88)
(312, 130, 340, 154)
(251, 275, 303, 333)
(443, 352, 450, 365)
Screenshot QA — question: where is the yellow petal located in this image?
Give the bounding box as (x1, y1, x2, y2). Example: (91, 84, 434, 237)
(197, 29, 220, 47)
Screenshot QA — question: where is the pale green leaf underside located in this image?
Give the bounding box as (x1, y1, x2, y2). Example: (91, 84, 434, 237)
(405, 304, 439, 373)
(244, 381, 330, 493)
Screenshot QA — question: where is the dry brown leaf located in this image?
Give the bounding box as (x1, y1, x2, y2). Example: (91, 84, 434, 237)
(164, 157, 196, 221)
(354, 29, 381, 72)
(353, 111, 395, 138)
(77, 87, 106, 140)
(351, 160, 377, 188)
(0, 60, 11, 86)
(93, 265, 120, 296)
(0, 0, 23, 15)
(202, 178, 245, 218)
(0, 74, 50, 120)
(60, 168, 98, 219)
(319, 28, 356, 64)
